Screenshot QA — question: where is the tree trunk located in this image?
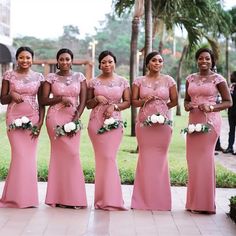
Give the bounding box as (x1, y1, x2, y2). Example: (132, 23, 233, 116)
(176, 44, 188, 116)
(130, 17, 140, 136)
(142, 0, 153, 75)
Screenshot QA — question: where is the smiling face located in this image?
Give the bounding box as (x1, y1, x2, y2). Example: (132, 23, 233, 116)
(197, 51, 212, 72)
(57, 52, 72, 71)
(100, 55, 116, 74)
(147, 54, 164, 73)
(17, 51, 33, 69)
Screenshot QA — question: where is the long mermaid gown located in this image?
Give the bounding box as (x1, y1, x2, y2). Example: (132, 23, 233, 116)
(45, 72, 87, 207)
(185, 73, 226, 213)
(0, 70, 44, 208)
(87, 75, 129, 210)
(131, 75, 176, 210)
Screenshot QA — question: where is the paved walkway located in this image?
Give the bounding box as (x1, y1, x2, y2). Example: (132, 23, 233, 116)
(0, 183, 236, 236)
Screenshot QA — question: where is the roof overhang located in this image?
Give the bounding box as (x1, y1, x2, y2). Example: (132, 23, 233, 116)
(0, 43, 16, 64)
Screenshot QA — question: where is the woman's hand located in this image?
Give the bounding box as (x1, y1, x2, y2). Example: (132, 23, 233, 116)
(141, 95, 156, 107)
(184, 102, 194, 111)
(10, 91, 23, 103)
(31, 123, 43, 138)
(103, 104, 115, 119)
(95, 95, 108, 105)
(61, 97, 73, 107)
(198, 104, 211, 113)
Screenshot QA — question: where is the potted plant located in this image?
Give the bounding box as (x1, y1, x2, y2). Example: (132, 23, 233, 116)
(229, 196, 236, 223)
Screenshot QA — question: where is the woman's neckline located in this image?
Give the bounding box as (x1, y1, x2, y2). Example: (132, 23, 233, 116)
(15, 69, 32, 75)
(56, 71, 73, 77)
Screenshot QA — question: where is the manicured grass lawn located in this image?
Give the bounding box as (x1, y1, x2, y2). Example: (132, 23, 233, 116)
(0, 108, 236, 187)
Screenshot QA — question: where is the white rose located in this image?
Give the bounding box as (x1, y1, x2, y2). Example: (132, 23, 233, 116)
(21, 116, 30, 124)
(188, 124, 195, 133)
(64, 123, 72, 132)
(68, 122, 76, 131)
(195, 123, 202, 132)
(150, 114, 159, 123)
(14, 118, 23, 127)
(104, 117, 115, 125)
(157, 115, 165, 124)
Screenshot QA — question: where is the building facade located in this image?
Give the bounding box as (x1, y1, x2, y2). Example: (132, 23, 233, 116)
(0, 0, 15, 77)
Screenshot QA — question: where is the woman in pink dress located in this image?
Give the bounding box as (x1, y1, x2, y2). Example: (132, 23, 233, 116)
(0, 46, 45, 208)
(131, 51, 178, 211)
(41, 48, 87, 208)
(87, 50, 130, 210)
(184, 48, 232, 214)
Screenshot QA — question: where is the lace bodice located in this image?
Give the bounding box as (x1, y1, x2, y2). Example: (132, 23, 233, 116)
(88, 75, 129, 104)
(133, 75, 176, 101)
(46, 72, 85, 108)
(186, 73, 225, 106)
(88, 75, 129, 122)
(133, 75, 176, 121)
(186, 73, 226, 135)
(3, 70, 44, 110)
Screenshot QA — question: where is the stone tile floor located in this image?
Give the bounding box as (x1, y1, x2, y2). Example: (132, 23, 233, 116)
(0, 183, 235, 236)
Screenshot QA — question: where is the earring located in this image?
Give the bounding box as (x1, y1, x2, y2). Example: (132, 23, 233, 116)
(56, 63, 60, 69)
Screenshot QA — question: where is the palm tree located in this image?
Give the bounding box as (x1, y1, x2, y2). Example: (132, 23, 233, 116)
(113, 0, 232, 124)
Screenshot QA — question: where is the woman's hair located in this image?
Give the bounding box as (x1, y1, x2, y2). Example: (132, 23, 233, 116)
(56, 48, 74, 61)
(98, 50, 116, 69)
(15, 46, 34, 59)
(195, 47, 216, 71)
(145, 51, 161, 67)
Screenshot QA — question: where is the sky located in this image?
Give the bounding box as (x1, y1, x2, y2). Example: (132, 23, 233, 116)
(11, 0, 236, 40)
(11, 0, 113, 39)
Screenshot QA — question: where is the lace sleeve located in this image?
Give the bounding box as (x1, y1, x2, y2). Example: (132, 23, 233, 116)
(45, 73, 55, 84)
(121, 77, 130, 89)
(2, 70, 12, 81)
(167, 75, 176, 87)
(76, 72, 86, 82)
(37, 72, 44, 82)
(133, 77, 143, 87)
(214, 73, 227, 85)
(87, 78, 96, 89)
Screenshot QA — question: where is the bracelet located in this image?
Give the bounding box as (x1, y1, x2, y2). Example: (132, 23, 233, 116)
(209, 105, 214, 112)
(114, 104, 120, 111)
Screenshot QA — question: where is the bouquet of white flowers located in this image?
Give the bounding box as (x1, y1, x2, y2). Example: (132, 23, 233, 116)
(9, 116, 33, 131)
(181, 123, 211, 134)
(97, 117, 127, 134)
(55, 120, 83, 137)
(142, 113, 172, 127)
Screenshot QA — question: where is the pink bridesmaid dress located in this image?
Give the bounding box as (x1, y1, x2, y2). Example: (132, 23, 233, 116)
(0, 70, 44, 208)
(185, 73, 225, 213)
(45, 72, 87, 207)
(87, 76, 129, 210)
(131, 75, 176, 211)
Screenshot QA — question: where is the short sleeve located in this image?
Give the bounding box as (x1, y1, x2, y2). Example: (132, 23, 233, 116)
(87, 78, 96, 89)
(37, 72, 44, 82)
(167, 75, 176, 87)
(2, 70, 12, 81)
(133, 76, 143, 87)
(45, 73, 55, 84)
(186, 74, 194, 83)
(121, 77, 130, 89)
(77, 72, 86, 82)
(214, 73, 226, 85)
